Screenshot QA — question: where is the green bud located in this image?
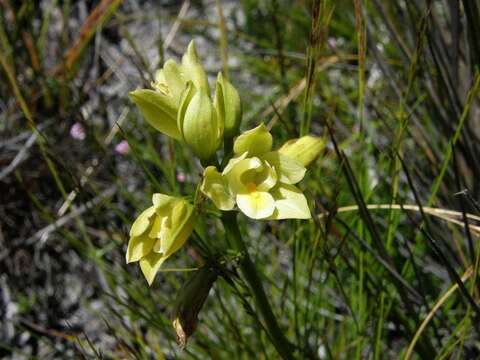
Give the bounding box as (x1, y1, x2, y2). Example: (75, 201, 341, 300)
(278, 135, 325, 167)
(182, 40, 209, 93)
(215, 73, 242, 140)
(172, 266, 217, 348)
(178, 85, 223, 160)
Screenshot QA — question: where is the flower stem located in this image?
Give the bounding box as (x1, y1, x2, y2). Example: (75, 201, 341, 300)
(222, 212, 295, 359)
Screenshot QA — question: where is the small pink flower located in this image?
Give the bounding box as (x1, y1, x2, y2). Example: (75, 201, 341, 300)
(176, 172, 186, 183)
(115, 140, 130, 155)
(70, 122, 86, 140)
(328, 37, 337, 50)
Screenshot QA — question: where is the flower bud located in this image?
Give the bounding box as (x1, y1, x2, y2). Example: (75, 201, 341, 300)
(215, 73, 242, 140)
(181, 40, 209, 93)
(278, 135, 325, 167)
(172, 266, 217, 348)
(178, 83, 223, 161)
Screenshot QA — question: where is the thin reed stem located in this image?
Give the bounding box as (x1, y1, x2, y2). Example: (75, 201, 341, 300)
(222, 212, 294, 360)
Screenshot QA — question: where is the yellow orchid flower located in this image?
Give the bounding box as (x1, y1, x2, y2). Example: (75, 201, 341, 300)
(129, 40, 242, 161)
(201, 123, 323, 220)
(126, 194, 196, 285)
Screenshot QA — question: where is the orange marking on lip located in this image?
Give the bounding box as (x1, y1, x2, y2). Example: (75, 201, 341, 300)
(246, 182, 257, 192)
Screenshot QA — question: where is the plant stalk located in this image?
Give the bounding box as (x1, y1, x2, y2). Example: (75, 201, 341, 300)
(222, 212, 295, 360)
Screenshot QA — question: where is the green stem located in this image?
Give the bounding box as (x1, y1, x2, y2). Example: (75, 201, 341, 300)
(222, 212, 295, 360)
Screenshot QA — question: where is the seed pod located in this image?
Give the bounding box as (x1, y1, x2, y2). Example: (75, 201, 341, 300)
(172, 266, 218, 348)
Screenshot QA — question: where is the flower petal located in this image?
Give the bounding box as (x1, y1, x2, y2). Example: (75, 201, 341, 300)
(233, 123, 272, 157)
(129, 89, 181, 140)
(129, 206, 156, 237)
(126, 233, 156, 263)
(278, 135, 325, 167)
(139, 252, 168, 286)
(159, 200, 187, 256)
(236, 191, 275, 219)
(201, 166, 235, 210)
(152, 193, 176, 215)
(253, 162, 278, 192)
(225, 157, 263, 194)
(260, 151, 306, 184)
(222, 152, 248, 175)
(163, 59, 186, 101)
(181, 40, 210, 92)
(270, 184, 311, 220)
(151, 216, 171, 252)
(177, 81, 195, 140)
(164, 201, 196, 257)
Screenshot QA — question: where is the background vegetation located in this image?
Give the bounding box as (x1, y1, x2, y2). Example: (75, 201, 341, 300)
(1, 0, 479, 358)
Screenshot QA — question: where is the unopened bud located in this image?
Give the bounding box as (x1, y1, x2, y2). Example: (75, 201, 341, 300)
(178, 84, 223, 160)
(181, 41, 209, 93)
(215, 73, 242, 140)
(278, 135, 325, 167)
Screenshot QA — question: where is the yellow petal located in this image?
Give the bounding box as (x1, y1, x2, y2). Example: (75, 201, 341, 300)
(278, 135, 325, 167)
(150, 216, 170, 249)
(176, 81, 195, 142)
(233, 123, 272, 157)
(253, 161, 278, 192)
(154, 68, 166, 84)
(260, 151, 306, 184)
(139, 252, 168, 286)
(129, 206, 156, 237)
(152, 193, 176, 215)
(270, 184, 311, 219)
(163, 59, 186, 101)
(126, 233, 156, 263)
(165, 203, 196, 257)
(224, 157, 263, 194)
(157, 200, 196, 258)
(236, 191, 275, 219)
(201, 166, 235, 210)
(222, 152, 248, 175)
(129, 89, 181, 140)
